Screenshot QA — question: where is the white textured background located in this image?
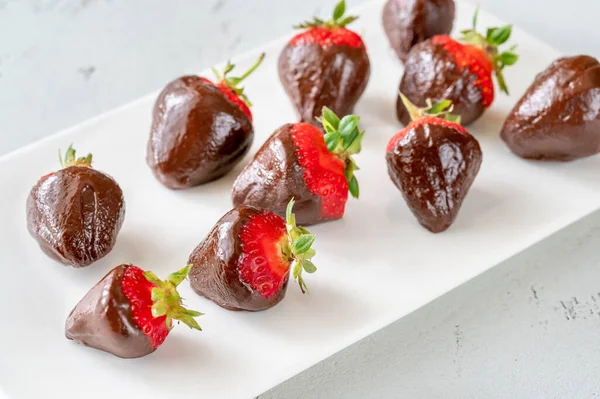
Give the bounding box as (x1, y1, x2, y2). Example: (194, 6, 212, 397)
(1, 0, 600, 398)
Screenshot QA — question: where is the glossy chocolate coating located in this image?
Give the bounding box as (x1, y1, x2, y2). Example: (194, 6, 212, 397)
(231, 124, 324, 225)
(26, 166, 125, 267)
(397, 40, 484, 126)
(65, 264, 154, 359)
(382, 0, 455, 63)
(278, 43, 370, 126)
(147, 76, 253, 189)
(501, 55, 600, 161)
(386, 123, 482, 233)
(188, 206, 288, 311)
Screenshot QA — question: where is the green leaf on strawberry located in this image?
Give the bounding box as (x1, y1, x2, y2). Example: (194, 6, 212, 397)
(318, 106, 363, 199)
(59, 145, 93, 168)
(285, 199, 317, 294)
(294, 0, 359, 29)
(143, 264, 203, 331)
(399, 93, 462, 125)
(459, 8, 519, 95)
(211, 53, 265, 107)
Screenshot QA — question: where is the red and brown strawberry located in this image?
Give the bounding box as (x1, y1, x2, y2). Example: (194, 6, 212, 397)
(397, 9, 518, 126)
(188, 200, 317, 311)
(278, 0, 370, 126)
(501, 55, 600, 161)
(382, 0, 455, 63)
(26, 146, 125, 267)
(147, 54, 264, 189)
(66, 264, 202, 358)
(232, 107, 362, 226)
(387, 95, 482, 233)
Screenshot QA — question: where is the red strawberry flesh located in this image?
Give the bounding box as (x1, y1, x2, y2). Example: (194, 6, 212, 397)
(239, 210, 290, 298)
(291, 123, 348, 219)
(431, 35, 494, 108)
(289, 26, 365, 49)
(121, 266, 170, 349)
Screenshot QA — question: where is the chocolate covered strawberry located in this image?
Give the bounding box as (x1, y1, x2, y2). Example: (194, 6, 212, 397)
(278, 0, 370, 126)
(382, 0, 455, 63)
(66, 264, 202, 358)
(501, 55, 600, 161)
(397, 9, 518, 126)
(26, 146, 125, 267)
(387, 95, 482, 233)
(232, 107, 363, 225)
(147, 54, 264, 189)
(188, 200, 317, 311)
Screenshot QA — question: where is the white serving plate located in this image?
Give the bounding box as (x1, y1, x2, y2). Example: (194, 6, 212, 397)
(1, 1, 598, 398)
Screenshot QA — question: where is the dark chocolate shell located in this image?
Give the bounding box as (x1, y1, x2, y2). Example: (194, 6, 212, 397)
(27, 166, 125, 267)
(501, 55, 600, 161)
(278, 43, 370, 126)
(397, 40, 485, 126)
(147, 76, 253, 189)
(386, 123, 482, 232)
(382, 0, 455, 63)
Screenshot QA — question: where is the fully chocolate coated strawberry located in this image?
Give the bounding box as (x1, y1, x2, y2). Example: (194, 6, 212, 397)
(27, 146, 125, 267)
(278, 1, 370, 126)
(501, 55, 600, 161)
(188, 201, 317, 311)
(387, 96, 482, 232)
(382, 0, 455, 63)
(147, 56, 263, 189)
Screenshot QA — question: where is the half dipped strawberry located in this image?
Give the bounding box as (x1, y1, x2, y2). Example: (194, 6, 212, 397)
(147, 54, 264, 189)
(279, 0, 370, 126)
(27, 146, 125, 267)
(387, 95, 482, 233)
(397, 9, 518, 126)
(66, 264, 202, 359)
(232, 107, 363, 225)
(188, 200, 317, 311)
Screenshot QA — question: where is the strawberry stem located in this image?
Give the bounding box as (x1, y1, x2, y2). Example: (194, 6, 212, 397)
(211, 53, 265, 107)
(459, 8, 518, 95)
(59, 145, 93, 168)
(293, 0, 358, 30)
(399, 93, 462, 124)
(285, 199, 317, 294)
(143, 265, 203, 331)
(318, 106, 363, 199)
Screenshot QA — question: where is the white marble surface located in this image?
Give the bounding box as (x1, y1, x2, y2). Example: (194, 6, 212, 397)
(2, 0, 600, 398)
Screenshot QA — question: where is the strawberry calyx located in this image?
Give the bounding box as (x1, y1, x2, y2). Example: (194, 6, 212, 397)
(318, 106, 363, 199)
(143, 265, 203, 331)
(400, 93, 462, 124)
(281, 199, 317, 294)
(388, 95, 467, 152)
(458, 7, 519, 94)
(211, 53, 265, 108)
(293, 0, 358, 30)
(59, 145, 93, 169)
